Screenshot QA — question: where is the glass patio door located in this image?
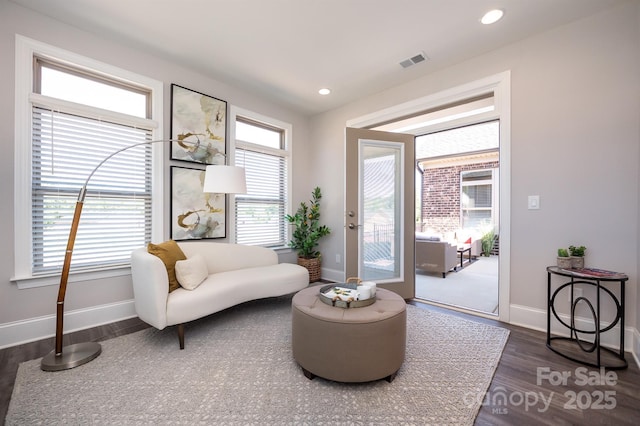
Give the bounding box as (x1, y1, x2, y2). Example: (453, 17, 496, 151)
(344, 128, 414, 299)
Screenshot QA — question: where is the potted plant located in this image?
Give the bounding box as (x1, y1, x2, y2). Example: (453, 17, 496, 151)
(286, 187, 331, 282)
(568, 245, 586, 269)
(557, 248, 571, 269)
(481, 229, 496, 257)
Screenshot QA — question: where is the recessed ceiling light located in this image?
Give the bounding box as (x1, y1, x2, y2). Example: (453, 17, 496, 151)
(481, 9, 504, 25)
(318, 88, 331, 95)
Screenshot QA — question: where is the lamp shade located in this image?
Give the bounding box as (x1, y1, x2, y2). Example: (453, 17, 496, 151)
(203, 165, 247, 194)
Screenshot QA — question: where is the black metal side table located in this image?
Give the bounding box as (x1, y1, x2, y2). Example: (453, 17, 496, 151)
(456, 245, 472, 269)
(546, 266, 628, 370)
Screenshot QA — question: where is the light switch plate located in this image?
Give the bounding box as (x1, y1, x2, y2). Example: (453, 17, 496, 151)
(528, 195, 540, 210)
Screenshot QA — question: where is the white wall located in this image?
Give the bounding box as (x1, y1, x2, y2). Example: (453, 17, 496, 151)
(310, 1, 640, 342)
(636, 0, 640, 359)
(0, 0, 311, 347)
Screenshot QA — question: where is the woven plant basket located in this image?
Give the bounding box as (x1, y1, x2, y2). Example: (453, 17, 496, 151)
(298, 257, 321, 282)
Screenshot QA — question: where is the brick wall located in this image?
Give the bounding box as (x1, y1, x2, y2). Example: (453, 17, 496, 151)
(420, 161, 499, 235)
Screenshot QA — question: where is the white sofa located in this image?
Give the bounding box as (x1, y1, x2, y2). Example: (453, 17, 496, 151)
(131, 241, 309, 349)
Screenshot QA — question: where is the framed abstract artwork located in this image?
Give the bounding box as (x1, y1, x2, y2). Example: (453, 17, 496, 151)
(170, 166, 226, 240)
(170, 84, 227, 165)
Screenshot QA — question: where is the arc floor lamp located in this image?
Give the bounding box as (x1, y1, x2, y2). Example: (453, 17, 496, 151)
(40, 139, 246, 371)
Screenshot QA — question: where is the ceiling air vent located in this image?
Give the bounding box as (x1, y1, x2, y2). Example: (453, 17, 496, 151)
(399, 52, 428, 69)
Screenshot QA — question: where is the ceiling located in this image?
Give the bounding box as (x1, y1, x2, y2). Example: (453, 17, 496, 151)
(12, 0, 625, 116)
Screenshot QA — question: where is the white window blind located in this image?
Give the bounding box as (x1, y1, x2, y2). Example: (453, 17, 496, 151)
(461, 169, 495, 230)
(234, 116, 288, 247)
(31, 107, 152, 275)
(235, 148, 287, 247)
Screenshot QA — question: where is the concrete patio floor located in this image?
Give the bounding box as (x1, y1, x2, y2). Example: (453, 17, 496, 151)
(415, 255, 499, 314)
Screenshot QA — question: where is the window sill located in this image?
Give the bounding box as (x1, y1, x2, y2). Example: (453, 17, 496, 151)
(273, 246, 293, 253)
(11, 266, 132, 290)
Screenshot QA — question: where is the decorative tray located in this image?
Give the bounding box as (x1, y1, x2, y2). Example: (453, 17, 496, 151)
(318, 283, 376, 309)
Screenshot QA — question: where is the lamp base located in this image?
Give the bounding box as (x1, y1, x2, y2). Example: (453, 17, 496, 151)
(41, 342, 102, 372)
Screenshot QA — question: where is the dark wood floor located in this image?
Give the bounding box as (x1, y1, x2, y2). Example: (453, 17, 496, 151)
(408, 301, 640, 425)
(2, 301, 639, 425)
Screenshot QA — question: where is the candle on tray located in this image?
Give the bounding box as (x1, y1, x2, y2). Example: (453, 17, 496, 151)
(359, 281, 376, 297)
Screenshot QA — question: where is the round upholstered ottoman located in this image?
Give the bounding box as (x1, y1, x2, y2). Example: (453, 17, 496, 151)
(291, 285, 406, 383)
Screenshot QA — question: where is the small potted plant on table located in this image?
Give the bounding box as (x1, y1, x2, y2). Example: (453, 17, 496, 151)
(286, 187, 331, 282)
(568, 245, 586, 269)
(557, 248, 571, 269)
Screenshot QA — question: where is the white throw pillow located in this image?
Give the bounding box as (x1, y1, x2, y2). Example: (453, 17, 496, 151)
(175, 254, 209, 290)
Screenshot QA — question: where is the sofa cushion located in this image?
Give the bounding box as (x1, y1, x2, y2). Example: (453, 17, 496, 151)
(165, 263, 308, 326)
(175, 254, 208, 290)
(147, 240, 187, 293)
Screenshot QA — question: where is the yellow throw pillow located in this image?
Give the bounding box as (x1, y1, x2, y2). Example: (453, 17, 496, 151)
(147, 240, 187, 293)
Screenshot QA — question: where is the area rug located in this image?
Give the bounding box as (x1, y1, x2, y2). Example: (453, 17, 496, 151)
(7, 296, 509, 425)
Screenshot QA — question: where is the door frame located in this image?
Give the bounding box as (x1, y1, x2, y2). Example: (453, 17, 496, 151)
(346, 71, 511, 323)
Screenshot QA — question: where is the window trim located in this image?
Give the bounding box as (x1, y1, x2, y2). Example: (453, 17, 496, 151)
(12, 35, 164, 288)
(35, 57, 153, 116)
(229, 105, 292, 249)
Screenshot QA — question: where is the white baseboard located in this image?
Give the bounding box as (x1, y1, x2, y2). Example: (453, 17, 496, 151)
(632, 328, 640, 369)
(510, 303, 639, 368)
(321, 267, 344, 283)
(0, 300, 137, 350)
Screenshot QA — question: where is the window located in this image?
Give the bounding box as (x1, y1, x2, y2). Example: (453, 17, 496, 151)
(232, 108, 291, 247)
(14, 36, 163, 286)
(461, 169, 496, 229)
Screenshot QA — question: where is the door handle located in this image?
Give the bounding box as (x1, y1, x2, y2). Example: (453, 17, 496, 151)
(348, 223, 361, 230)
